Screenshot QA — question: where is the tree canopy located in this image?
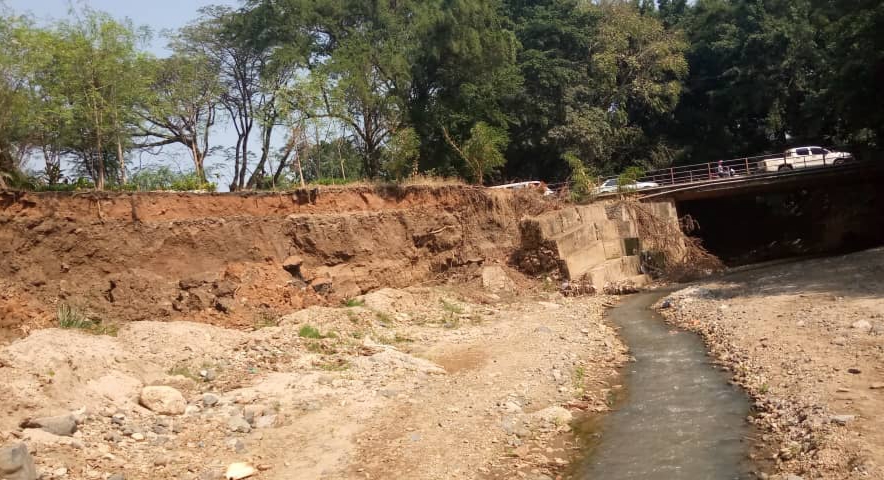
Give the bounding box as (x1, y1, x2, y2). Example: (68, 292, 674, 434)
(1, 0, 882, 189)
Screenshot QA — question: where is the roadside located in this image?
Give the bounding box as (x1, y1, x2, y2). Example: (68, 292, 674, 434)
(0, 281, 626, 480)
(657, 248, 884, 479)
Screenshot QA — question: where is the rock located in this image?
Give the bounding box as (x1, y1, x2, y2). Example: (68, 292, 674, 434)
(0, 443, 37, 480)
(832, 337, 848, 346)
(227, 415, 251, 433)
(502, 402, 522, 413)
(131, 432, 145, 441)
(53, 468, 68, 477)
(481, 266, 515, 293)
(203, 393, 220, 407)
(108, 474, 126, 480)
(660, 299, 672, 309)
(310, 277, 333, 295)
(199, 469, 225, 480)
(214, 297, 235, 313)
(852, 320, 872, 331)
(870, 383, 884, 390)
(153, 455, 171, 467)
(831, 415, 856, 425)
(140, 386, 187, 415)
(225, 462, 257, 480)
(20, 414, 77, 437)
(282, 256, 304, 276)
(242, 405, 267, 425)
(530, 406, 573, 426)
(848, 368, 862, 375)
(254, 415, 277, 429)
(783, 476, 804, 480)
(200, 369, 217, 382)
(534, 326, 553, 334)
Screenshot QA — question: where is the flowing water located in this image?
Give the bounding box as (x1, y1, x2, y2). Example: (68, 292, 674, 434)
(575, 291, 753, 479)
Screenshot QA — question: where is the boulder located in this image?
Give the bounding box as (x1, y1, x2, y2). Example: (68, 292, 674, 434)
(20, 414, 77, 437)
(139, 386, 187, 415)
(481, 266, 515, 293)
(0, 443, 37, 480)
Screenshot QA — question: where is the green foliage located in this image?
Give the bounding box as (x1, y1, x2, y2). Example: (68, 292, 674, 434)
(128, 167, 217, 192)
(445, 122, 509, 184)
(563, 152, 595, 202)
(343, 298, 365, 308)
(618, 166, 646, 190)
(57, 304, 118, 336)
(298, 325, 324, 339)
(384, 127, 421, 180)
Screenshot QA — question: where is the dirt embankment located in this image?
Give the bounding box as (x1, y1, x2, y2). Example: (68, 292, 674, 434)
(0, 187, 551, 343)
(657, 249, 884, 479)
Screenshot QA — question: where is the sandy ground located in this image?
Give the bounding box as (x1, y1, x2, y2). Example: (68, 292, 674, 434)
(0, 285, 625, 480)
(658, 248, 884, 479)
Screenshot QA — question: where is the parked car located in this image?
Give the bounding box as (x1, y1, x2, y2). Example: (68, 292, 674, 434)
(593, 178, 660, 195)
(489, 180, 554, 196)
(758, 146, 853, 172)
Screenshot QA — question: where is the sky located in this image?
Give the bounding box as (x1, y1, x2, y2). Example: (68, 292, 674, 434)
(3, 0, 245, 189)
(3, 0, 240, 56)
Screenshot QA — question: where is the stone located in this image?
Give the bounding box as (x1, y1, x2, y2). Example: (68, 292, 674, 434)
(203, 393, 220, 407)
(53, 468, 68, 477)
(214, 297, 235, 313)
(213, 280, 237, 298)
(131, 433, 145, 441)
(225, 462, 257, 480)
(282, 256, 304, 276)
(108, 474, 125, 480)
(534, 326, 553, 334)
(228, 415, 251, 433)
(832, 337, 848, 346)
(482, 266, 516, 293)
(199, 369, 218, 381)
(254, 415, 277, 429)
(242, 405, 266, 425)
(0, 443, 37, 480)
(199, 469, 225, 480)
(848, 368, 862, 375)
(870, 383, 884, 390)
(20, 414, 77, 437)
(153, 455, 171, 467)
(310, 277, 333, 295)
(140, 386, 187, 415)
(831, 415, 856, 426)
(852, 320, 872, 331)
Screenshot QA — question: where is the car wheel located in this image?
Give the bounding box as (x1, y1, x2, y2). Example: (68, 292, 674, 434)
(833, 158, 844, 166)
(778, 164, 793, 172)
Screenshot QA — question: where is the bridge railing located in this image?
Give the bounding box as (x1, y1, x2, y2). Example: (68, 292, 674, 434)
(637, 154, 782, 186)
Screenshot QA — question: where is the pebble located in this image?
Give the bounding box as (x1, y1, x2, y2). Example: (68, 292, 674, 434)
(202, 393, 220, 407)
(139, 386, 187, 416)
(228, 415, 251, 433)
(831, 414, 855, 425)
(108, 474, 126, 480)
(848, 368, 862, 374)
(852, 320, 872, 331)
(870, 383, 884, 390)
(131, 433, 145, 441)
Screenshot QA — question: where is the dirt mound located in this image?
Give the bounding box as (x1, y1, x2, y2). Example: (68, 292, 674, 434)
(0, 186, 549, 342)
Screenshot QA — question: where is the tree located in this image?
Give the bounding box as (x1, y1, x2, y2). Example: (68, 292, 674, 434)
(137, 53, 222, 183)
(443, 121, 509, 184)
(0, 14, 36, 176)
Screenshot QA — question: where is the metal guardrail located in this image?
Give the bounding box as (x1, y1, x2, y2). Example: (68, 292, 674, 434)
(600, 151, 856, 191)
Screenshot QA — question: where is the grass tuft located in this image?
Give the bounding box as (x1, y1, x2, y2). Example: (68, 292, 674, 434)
(298, 325, 324, 339)
(343, 298, 365, 308)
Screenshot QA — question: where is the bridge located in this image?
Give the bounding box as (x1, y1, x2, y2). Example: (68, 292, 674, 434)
(597, 156, 884, 202)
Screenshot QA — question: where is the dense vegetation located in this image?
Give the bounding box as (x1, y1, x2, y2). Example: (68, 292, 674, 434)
(1, 0, 881, 190)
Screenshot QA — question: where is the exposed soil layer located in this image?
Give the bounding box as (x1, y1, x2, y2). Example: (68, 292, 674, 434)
(0, 187, 554, 343)
(658, 249, 884, 479)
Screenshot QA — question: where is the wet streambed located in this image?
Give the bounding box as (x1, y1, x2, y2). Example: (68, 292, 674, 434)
(574, 291, 753, 479)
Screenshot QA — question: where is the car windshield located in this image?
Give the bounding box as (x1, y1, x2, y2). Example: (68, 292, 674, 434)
(603, 179, 618, 187)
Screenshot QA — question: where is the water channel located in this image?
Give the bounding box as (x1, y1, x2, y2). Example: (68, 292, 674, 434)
(574, 291, 754, 479)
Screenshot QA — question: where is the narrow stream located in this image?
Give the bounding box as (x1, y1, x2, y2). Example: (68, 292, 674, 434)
(574, 291, 753, 479)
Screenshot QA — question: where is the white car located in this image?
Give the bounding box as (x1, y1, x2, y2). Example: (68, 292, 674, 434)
(593, 178, 660, 195)
(759, 146, 853, 172)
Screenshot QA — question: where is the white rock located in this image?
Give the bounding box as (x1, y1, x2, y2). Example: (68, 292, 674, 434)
(225, 462, 257, 480)
(852, 320, 872, 331)
(139, 386, 186, 415)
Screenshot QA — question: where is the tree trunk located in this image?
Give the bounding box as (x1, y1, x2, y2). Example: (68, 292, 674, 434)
(117, 139, 126, 185)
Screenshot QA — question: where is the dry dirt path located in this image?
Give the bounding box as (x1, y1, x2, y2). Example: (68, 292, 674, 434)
(0, 287, 625, 480)
(659, 248, 884, 479)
